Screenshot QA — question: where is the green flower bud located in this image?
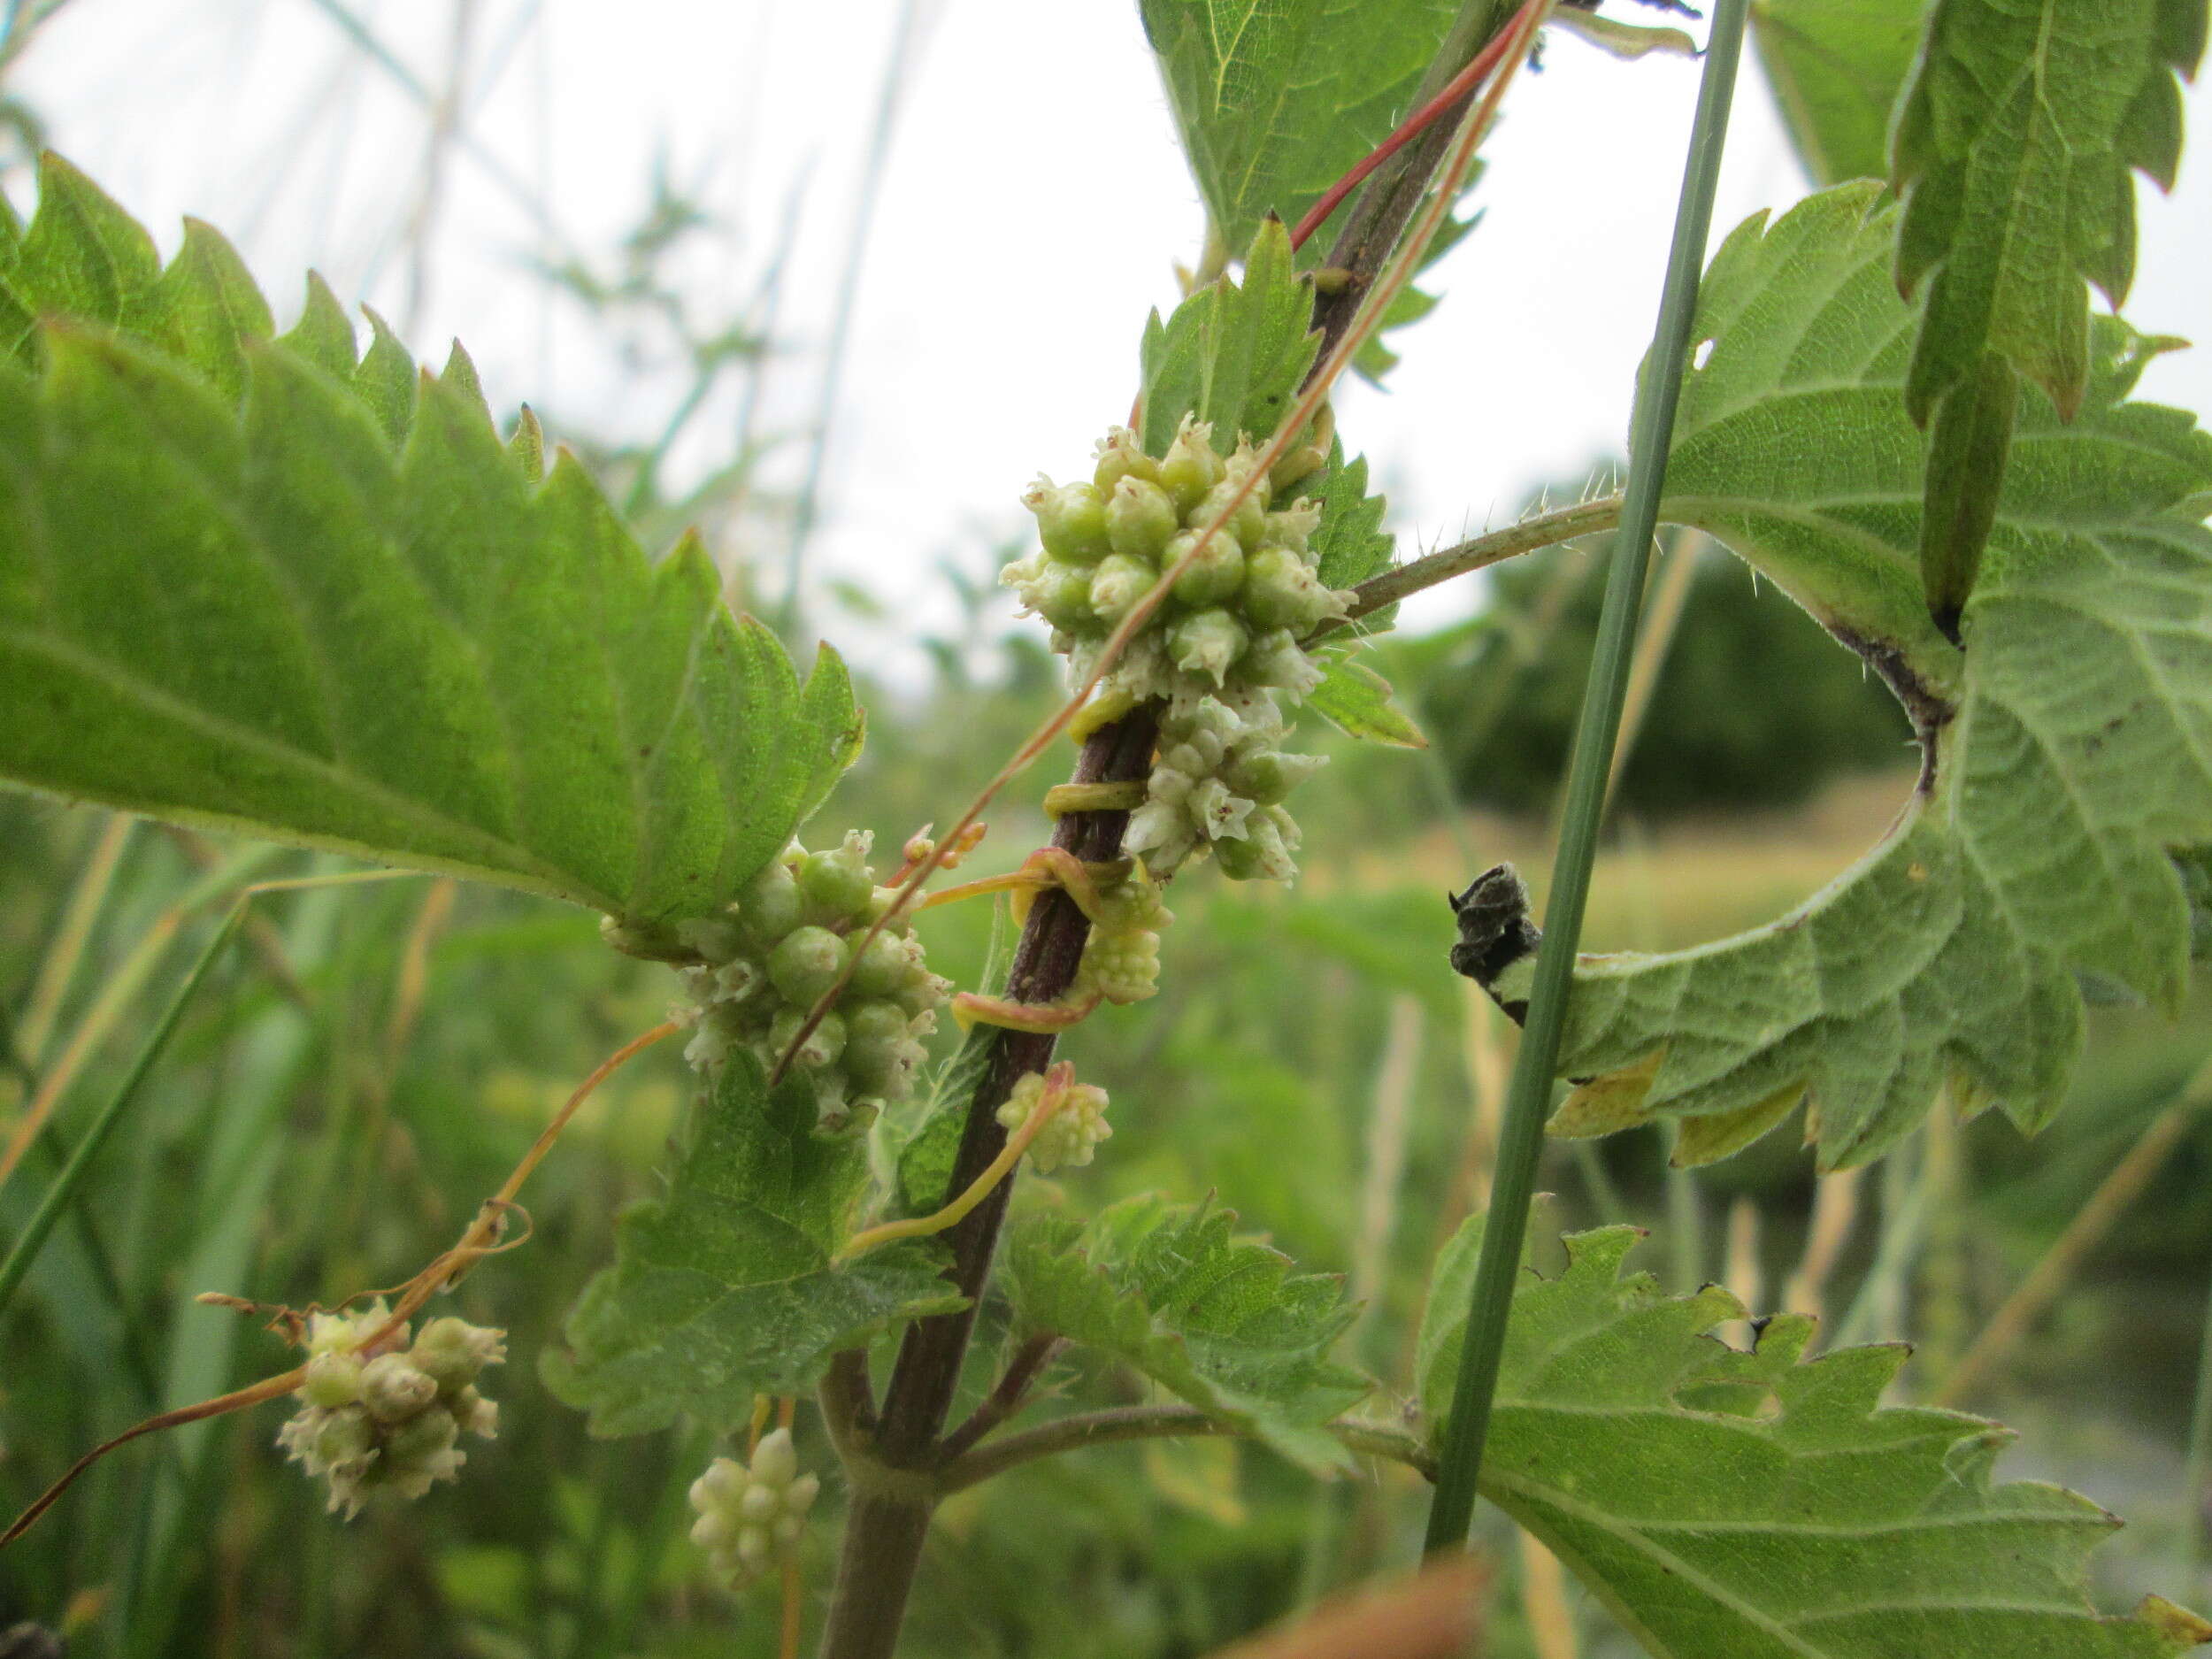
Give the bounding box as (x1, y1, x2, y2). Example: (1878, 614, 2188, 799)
(799, 834, 875, 925)
(1029, 559, 1099, 631)
(675, 913, 746, 963)
(1264, 500, 1322, 559)
(1092, 426, 1161, 492)
(769, 1005, 847, 1071)
(1025, 478, 1111, 564)
(850, 930, 926, 997)
(302, 1349, 364, 1409)
(382, 1404, 460, 1468)
(1165, 527, 1245, 608)
(1159, 419, 1225, 514)
(739, 859, 805, 948)
(1236, 627, 1325, 695)
(1212, 831, 1267, 879)
(1240, 544, 1331, 633)
(411, 1317, 506, 1396)
(1195, 474, 1266, 549)
(766, 926, 849, 1005)
(1167, 607, 1249, 685)
(1224, 745, 1325, 805)
(310, 1409, 375, 1470)
(1106, 475, 1179, 560)
(1088, 552, 1157, 622)
(359, 1353, 437, 1424)
(841, 998, 915, 1089)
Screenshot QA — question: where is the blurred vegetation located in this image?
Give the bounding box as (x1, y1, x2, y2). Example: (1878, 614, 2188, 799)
(3, 17, 2210, 1659)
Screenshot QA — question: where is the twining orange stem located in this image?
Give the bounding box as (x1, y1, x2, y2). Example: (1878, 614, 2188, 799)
(1287, 7, 1532, 252)
(835, 1064, 1072, 1262)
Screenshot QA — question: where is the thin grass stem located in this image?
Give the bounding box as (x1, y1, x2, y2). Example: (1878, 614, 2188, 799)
(1419, 0, 1750, 1556)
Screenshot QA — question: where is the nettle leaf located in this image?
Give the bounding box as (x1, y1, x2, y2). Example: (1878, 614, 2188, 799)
(1308, 654, 1425, 747)
(1139, 220, 1398, 607)
(1893, 0, 2203, 423)
(0, 154, 861, 928)
(1002, 1194, 1369, 1471)
(1749, 0, 1931, 185)
(1538, 183, 2212, 1168)
(1137, 0, 1459, 250)
(1418, 1221, 2212, 1659)
(542, 1056, 963, 1436)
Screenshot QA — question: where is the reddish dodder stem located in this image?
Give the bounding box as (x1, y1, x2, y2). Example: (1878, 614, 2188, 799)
(816, 711, 1156, 1659)
(1286, 16, 1527, 253)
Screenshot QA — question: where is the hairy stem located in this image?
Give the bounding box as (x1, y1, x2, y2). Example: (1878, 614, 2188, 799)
(815, 711, 1157, 1659)
(1330, 495, 1624, 634)
(936, 1406, 1435, 1496)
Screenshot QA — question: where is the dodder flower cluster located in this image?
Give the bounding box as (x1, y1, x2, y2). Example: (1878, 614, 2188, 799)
(688, 1427, 821, 1592)
(276, 1304, 503, 1517)
(1002, 419, 1348, 880)
(672, 833, 952, 1133)
(996, 1070, 1113, 1173)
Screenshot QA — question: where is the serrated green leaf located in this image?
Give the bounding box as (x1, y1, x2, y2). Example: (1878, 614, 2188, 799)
(1749, 0, 1931, 184)
(1419, 1221, 2212, 1659)
(1002, 1194, 1369, 1471)
(1893, 0, 2204, 419)
(1548, 183, 2212, 1168)
(1139, 219, 1319, 455)
(541, 1056, 964, 1436)
(1137, 221, 1398, 600)
(0, 155, 861, 927)
(1137, 0, 1464, 250)
(1308, 655, 1425, 747)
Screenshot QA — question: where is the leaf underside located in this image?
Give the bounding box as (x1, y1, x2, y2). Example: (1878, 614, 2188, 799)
(1892, 0, 2205, 421)
(1136, 0, 1461, 252)
(1002, 1194, 1370, 1471)
(1748, 0, 1931, 187)
(1418, 1220, 2212, 1659)
(0, 154, 861, 927)
(541, 1056, 962, 1437)
(1554, 182, 2212, 1169)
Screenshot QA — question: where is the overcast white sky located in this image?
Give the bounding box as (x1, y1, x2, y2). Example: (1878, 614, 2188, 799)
(14, 1, 2212, 673)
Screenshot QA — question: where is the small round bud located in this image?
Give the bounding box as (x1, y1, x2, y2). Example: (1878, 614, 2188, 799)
(1027, 479, 1112, 564)
(1087, 553, 1157, 623)
(358, 1353, 437, 1425)
(382, 1404, 461, 1467)
(1165, 528, 1245, 608)
(850, 931, 925, 997)
(1092, 426, 1161, 492)
(674, 913, 747, 963)
(1235, 627, 1325, 696)
(1028, 560, 1099, 631)
(1159, 419, 1225, 513)
(739, 859, 805, 948)
(766, 926, 849, 1005)
(310, 1409, 375, 1470)
(1224, 746, 1326, 805)
(751, 1427, 799, 1487)
(769, 1006, 847, 1071)
(1194, 475, 1266, 549)
(1265, 500, 1322, 559)
(1167, 607, 1249, 685)
(1106, 476, 1179, 560)
(411, 1317, 506, 1396)
(1240, 544, 1333, 633)
(841, 998, 916, 1090)
(302, 1349, 364, 1409)
(798, 836, 875, 924)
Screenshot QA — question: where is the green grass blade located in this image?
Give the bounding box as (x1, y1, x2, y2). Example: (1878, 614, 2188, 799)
(1420, 0, 1752, 1555)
